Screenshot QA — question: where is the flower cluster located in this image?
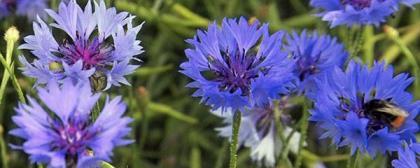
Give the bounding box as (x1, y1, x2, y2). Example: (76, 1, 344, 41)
(310, 0, 420, 27)
(310, 61, 419, 156)
(181, 17, 352, 166)
(0, 0, 48, 20)
(19, 0, 143, 90)
(9, 0, 142, 167)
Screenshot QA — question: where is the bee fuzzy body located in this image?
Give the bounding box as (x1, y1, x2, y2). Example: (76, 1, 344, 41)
(363, 99, 408, 129)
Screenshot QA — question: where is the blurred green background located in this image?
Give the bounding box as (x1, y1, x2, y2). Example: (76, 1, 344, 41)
(0, 0, 419, 167)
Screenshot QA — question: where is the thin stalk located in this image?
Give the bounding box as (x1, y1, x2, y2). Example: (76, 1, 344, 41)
(353, 151, 360, 168)
(294, 100, 310, 168)
(394, 40, 420, 97)
(274, 101, 293, 168)
(362, 26, 375, 66)
(215, 141, 228, 168)
(346, 150, 355, 168)
(0, 127, 8, 168)
(385, 26, 420, 98)
(0, 62, 13, 105)
(0, 54, 25, 104)
(229, 111, 241, 168)
(279, 111, 304, 164)
(0, 29, 18, 105)
(350, 28, 364, 60)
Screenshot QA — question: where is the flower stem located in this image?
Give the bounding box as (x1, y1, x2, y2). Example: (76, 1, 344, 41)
(294, 100, 309, 168)
(386, 30, 420, 98)
(0, 125, 8, 168)
(0, 27, 21, 105)
(274, 100, 293, 168)
(346, 150, 357, 168)
(0, 54, 25, 104)
(362, 26, 375, 66)
(229, 111, 241, 168)
(350, 27, 364, 61)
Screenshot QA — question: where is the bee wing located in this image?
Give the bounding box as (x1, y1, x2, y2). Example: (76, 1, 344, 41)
(377, 103, 409, 117)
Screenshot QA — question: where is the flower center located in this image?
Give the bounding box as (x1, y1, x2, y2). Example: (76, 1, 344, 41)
(2, 0, 16, 9)
(205, 49, 266, 95)
(296, 58, 319, 81)
(58, 36, 113, 70)
(51, 118, 96, 156)
(342, 0, 373, 9)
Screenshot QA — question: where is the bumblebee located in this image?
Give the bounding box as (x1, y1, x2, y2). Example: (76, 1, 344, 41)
(363, 99, 408, 129)
(89, 71, 107, 92)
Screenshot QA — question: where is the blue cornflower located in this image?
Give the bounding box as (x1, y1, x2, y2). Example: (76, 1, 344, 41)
(19, 0, 144, 90)
(180, 17, 295, 111)
(211, 98, 303, 167)
(392, 143, 420, 168)
(0, 0, 48, 20)
(310, 61, 419, 157)
(284, 31, 348, 95)
(9, 80, 133, 167)
(310, 0, 420, 27)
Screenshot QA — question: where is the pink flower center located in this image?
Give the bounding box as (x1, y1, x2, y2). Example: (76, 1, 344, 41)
(59, 36, 113, 70)
(51, 118, 96, 156)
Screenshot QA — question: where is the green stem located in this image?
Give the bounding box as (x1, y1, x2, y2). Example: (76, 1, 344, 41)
(215, 141, 228, 168)
(0, 61, 13, 105)
(279, 112, 304, 166)
(274, 100, 293, 168)
(353, 151, 360, 168)
(0, 31, 18, 105)
(362, 26, 375, 66)
(350, 27, 364, 61)
(0, 55, 25, 104)
(346, 150, 355, 168)
(390, 36, 420, 98)
(0, 126, 8, 168)
(229, 111, 241, 168)
(294, 100, 309, 168)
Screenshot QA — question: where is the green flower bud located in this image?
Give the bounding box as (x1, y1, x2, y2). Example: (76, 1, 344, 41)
(4, 26, 20, 43)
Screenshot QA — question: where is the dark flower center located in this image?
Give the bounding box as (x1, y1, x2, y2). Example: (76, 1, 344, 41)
(58, 36, 113, 70)
(51, 118, 96, 156)
(342, 0, 373, 10)
(2, 0, 16, 10)
(295, 57, 319, 81)
(204, 49, 267, 95)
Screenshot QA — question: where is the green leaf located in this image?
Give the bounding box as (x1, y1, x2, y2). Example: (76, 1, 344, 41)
(148, 102, 198, 124)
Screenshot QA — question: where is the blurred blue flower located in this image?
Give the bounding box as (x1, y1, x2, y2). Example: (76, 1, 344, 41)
(284, 31, 348, 95)
(9, 80, 133, 167)
(180, 17, 295, 111)
(211, 98, 303, 167)
(310, 0, 420, 27)
(0, 0, 48, 20)
(19, 0, 144, 90)
(392, 143, 420, 168)
(310, 61, 419, 157)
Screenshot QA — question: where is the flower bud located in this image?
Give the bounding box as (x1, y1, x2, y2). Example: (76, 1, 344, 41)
(4, 26, 20, 43)
(383, 25, 399, 39)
